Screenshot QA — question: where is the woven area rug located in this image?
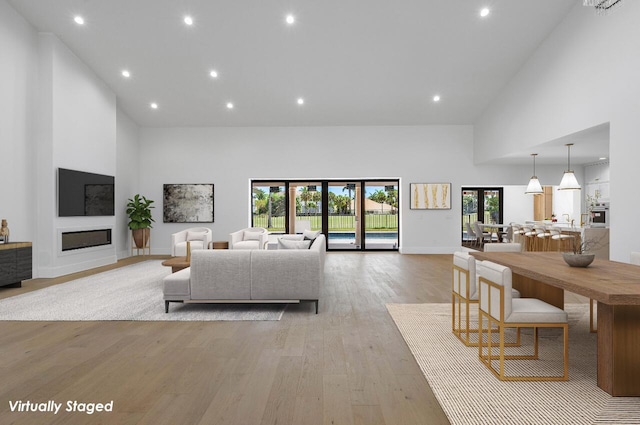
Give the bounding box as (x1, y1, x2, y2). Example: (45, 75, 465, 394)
(0, 261, 285, 321)
(386, 303, 640, 425)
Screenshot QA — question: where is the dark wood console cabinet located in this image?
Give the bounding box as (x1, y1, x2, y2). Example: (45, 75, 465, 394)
(0, 242, 32, 288)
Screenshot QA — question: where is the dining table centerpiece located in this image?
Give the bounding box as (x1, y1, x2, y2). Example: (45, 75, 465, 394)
(561, 231, 602, 268)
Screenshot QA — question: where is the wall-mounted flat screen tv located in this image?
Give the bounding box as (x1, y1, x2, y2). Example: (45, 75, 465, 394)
(58, 168, 115, 217)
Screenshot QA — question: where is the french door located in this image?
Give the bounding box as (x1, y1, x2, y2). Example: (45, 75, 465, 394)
(251, 179, 399, 251)
(461, 187, 503, 244)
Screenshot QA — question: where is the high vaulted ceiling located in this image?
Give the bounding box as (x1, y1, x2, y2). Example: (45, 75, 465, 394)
(10, 0, 580, 129)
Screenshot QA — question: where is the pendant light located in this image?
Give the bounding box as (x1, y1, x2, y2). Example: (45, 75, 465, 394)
(525, 153, 544, 194)
(558, 143, 581, 190)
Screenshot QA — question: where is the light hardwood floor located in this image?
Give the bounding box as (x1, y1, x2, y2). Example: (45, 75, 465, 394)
(0, 252, 587, 424)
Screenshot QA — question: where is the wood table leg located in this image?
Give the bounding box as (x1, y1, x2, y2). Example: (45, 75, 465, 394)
(512, 274, 564, 309)
(597, 303, 640, 396)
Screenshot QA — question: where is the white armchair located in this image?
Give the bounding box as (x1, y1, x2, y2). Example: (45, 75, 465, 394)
(229, 227, 268, 250)
(171, 227, 212, 257)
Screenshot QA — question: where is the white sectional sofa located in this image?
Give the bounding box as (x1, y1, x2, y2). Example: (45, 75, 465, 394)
(163, 234, 326, 314)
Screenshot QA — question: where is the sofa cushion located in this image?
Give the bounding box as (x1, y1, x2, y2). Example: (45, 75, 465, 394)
(233, 240, 260, 250)
(278, 239, 312, 250)
(163, 268, 191, 300)
(243, 231, 263, 241)
(187, 230, 207, 241)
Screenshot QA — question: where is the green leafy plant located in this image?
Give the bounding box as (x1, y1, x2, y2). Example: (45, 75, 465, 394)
(126, 194, 155, 230)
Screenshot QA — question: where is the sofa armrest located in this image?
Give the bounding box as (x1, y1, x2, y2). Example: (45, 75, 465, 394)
(163, 267, 191, 300)
(203, 229, 212, 247)
(259, 232, 269, 249)
(171, 230, 188, 256)
(229, 230, 244, 248)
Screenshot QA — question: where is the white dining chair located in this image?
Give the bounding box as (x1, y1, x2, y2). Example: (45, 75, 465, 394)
(477, 260, 569, 381)
(484, 243, 522, 253)
(452, 252, 479, 346)
(464, 222, 477, 247)
(473, 221, 492, 247)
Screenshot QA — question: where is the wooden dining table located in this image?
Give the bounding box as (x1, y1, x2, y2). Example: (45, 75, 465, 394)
(470, 251, 640, 396)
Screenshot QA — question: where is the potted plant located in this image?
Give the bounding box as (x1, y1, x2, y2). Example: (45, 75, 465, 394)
(126, 194, 155, 249)
(562, 232, 604, 268)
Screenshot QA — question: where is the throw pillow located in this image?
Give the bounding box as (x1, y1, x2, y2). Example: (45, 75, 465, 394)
(243, 231, 262, 241)
(279, 234, 305, 241)
(187, 231, 207, 241)
(303, 229, 321, 241)
(278, 238, 312, 250)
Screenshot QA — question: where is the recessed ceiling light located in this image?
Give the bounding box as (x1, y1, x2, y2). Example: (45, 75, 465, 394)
(599, 157, 607, 160)
(150, 102, 158, 109)
(74, 16, 85, 25)
(285, 14, 295, 25)
(209, 70, 218, 78)
(433, 95, 441, 102)
(184, 15, 193, 26)
(297, 98, 304, 105)
(226, 102, 234, 109)
(121, 70, 131, 78)
(480, 8, 490, 17)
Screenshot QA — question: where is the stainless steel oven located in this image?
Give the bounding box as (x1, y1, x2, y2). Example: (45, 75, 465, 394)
(591, 202, 609, 227)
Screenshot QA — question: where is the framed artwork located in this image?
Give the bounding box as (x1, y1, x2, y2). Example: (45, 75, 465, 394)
(410, 183, 451, 210)
(163, 184, 214, 223)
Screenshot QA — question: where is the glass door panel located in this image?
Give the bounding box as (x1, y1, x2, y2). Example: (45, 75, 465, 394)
(364, 181, 398, 249)
(327, 181, 361, 250)
(484, 190, 501, 224)
(252, 182, 286, 233)
(290, 182, 322, 233)
(461, 187, 504, 246)
(462, 190, 479, 245)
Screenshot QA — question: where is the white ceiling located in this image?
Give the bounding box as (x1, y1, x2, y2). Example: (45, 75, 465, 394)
(485, 123, 610, 166)
(10, 0, 609, 163)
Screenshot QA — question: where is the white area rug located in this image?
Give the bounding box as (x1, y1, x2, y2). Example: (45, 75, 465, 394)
(0, 261, 285, 321)
(386, 303, 640, 425)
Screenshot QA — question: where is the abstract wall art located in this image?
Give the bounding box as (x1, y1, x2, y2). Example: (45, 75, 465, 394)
(410, 183, 451, 210)
(163, 184, 214, 223)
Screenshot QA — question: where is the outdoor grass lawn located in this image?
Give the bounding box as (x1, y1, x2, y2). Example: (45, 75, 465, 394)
(253, 214, 398, 232)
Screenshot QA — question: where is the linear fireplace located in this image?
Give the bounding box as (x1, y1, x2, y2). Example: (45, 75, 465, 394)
(61, 229, 112, 252)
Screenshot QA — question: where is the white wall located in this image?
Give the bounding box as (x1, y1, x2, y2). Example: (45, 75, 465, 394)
(0, 0, 37, 247)
(502, 186, 533, 225)
(116, 107, 140, 259)
(35, 34, 117, 277)
(584, 161, 610, 202)
(138, 125, 548, 254)
(474, 2, 640, 261)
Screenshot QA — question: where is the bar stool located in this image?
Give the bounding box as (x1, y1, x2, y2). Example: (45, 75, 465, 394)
(510, 223, 524, 245)
(522, 225, 535, 251)
(549, 227, 574, 252)
(534, 225, 552, 251)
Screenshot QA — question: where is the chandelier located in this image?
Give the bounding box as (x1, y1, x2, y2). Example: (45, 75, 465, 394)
(558, 144, 581, 191)
(525, 154, 544, 195)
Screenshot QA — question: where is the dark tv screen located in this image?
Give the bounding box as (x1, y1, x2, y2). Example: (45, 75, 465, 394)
(58, 168, 115, 217)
